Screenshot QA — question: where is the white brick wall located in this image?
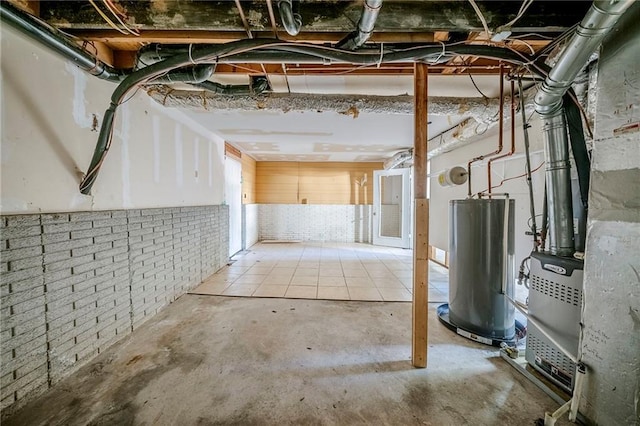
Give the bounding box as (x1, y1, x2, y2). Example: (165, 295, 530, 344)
(0, 205, 229, 413)
(258, 205, 372, 243)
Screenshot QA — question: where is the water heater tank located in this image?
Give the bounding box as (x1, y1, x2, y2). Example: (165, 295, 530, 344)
(448, 198, 516, 340)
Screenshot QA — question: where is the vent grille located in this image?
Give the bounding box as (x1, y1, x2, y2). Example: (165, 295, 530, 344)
(530, 275, 581, 307)
(528, 332, 575, 379)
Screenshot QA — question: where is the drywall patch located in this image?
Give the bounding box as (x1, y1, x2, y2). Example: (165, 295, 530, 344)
(152, 115, 161, 183)
(66, 63, 93, 129)
(194, 137, 200, 183)
(175, 124, 184, 187)
(254, 154, 332, 161)
(208, 140, 213, 187)
(220, 129, 331, 137)
(0, 198, 29, 212)
(235, 142, 281, 152)
(313, 143, 407, 153)
(118, 103, 132, 208)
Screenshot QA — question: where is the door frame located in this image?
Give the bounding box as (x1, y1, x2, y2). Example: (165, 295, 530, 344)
(372, 168, 412, 248)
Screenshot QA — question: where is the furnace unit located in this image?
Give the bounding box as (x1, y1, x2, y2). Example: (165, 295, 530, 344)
(525, 252, 584, 392)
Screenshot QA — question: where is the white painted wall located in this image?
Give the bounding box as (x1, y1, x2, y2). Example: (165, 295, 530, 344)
(429, 115, 546, 266)
(243, 204, 259, 249)
(0, 25, 226, 214)
(225, 156, 242, 256)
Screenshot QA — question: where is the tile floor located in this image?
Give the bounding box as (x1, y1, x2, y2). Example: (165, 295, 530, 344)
(191, 242, 450, 302)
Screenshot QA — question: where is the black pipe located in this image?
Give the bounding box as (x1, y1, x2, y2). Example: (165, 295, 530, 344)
(80, 104, 117, 193)
(564, 90, 590, 252)
(519, 79, 538, 251)
(191, 76, 270, 96)
(136, 42, 531, 67)
(541, 182, 549, 251)
(80, 39, 545, 195)
(0, 1, 126, 82)
(152, 65, 214, 84)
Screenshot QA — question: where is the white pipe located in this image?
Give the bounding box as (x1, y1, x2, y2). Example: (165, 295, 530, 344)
(545, 400, 572, 426)
(569, 363, 587, 422)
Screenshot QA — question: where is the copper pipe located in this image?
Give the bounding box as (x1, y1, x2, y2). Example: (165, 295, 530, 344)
(467, 64, 505, 197)
(487, 79, 517, 195)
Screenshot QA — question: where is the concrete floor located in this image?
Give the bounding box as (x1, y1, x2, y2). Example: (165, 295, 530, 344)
(3, 295, 566, 426)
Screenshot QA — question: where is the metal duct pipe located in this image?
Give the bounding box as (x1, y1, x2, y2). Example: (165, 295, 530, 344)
(0, 1, 125, 82)
(277, 0, 302, 36)
(339, 0, 383, 50)
(534, 0, 634, 256)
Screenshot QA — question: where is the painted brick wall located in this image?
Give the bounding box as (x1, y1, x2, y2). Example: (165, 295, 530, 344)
(258, 204, 372, 243)
(0, 205, 228, 412)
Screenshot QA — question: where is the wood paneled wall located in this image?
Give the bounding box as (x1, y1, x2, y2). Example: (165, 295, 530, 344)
(241, 154, 256, 204)
(255, 162, 383, 205)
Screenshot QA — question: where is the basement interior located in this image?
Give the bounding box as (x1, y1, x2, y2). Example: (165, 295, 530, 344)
(0, 1, 638, 425)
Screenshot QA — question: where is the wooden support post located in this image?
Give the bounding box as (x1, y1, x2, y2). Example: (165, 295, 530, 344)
(412, 62, 429, 368)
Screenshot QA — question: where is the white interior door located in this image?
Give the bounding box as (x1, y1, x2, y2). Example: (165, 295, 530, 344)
(225, 156, 242, 257)
(373, 168, 412, 248)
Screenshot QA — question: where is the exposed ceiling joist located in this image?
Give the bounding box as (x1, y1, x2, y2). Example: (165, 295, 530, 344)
(38, 0, 589, 33)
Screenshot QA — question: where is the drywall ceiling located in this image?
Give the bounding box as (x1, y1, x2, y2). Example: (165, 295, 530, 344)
(184, 73, 507, 162)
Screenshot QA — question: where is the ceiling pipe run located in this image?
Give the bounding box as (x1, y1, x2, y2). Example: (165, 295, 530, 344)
(339, 0, 383, 50)
(0, 1, 125, 82)
(467, 65, 506, 197)
(383, 149, 413, 170)
(277, 0, 302, 36)
(146, 89, 524, 119)
(151, 64, 214, 84)
(78, 39, 543, 194)
(534, 0, 634, 256)
(191, 76, 270, 96)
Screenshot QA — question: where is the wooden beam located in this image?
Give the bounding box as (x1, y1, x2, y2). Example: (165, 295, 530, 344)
(265, 0, 279, 39)
(234, 0, 254, 39)
(112, 50, 137, 69)
(8, 0, 39, 16)
(84, 41, 114, 67)
(434, 31, 449, 42)
(60, 30, 436, 49)
(412, 62, 429, 369)
(40, 1, 591, 34)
